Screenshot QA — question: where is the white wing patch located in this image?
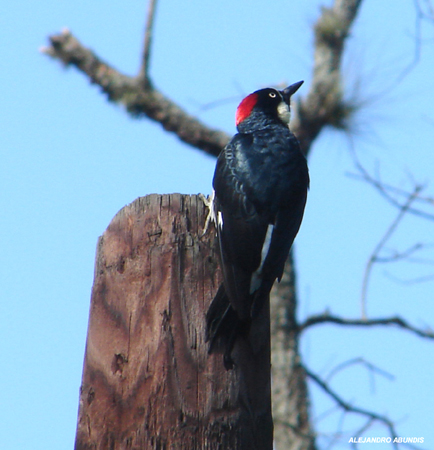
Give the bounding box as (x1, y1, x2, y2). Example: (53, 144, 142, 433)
(217, 210, 223, 229)
(250, 224, 274, 294)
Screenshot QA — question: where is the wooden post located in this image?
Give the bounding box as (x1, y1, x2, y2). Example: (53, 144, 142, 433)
(75, 194, 273, 450)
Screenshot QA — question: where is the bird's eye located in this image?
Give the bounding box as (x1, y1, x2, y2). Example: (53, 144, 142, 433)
(269, 92, 277, 98)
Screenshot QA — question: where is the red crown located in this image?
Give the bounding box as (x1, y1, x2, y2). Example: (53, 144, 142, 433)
(235, 93, 258, 126)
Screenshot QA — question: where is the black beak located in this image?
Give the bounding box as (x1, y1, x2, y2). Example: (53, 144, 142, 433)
(282, 80, 304, 103)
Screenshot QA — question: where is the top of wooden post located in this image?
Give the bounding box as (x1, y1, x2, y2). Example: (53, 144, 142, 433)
(75, 194, 272, 450)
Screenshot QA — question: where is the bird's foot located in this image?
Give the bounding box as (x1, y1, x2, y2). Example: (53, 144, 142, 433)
(199, 191, 216, 237)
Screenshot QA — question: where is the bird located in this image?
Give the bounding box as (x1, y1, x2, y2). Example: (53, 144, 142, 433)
(204, 81, 309, 369)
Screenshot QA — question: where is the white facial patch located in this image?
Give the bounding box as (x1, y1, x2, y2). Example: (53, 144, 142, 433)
(250, 224, 274, 294)
(277, 101, 291, 125)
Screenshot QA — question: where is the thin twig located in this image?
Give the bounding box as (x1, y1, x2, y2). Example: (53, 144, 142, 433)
(415, 0, 434, 20)
(298, 313, 434, 339)
(310, 363, 424, 450)
(384, 271, 434, 285)
(348, 154, 434, 221)
(305, 366, 399, 449)
(351, 418, 375, 449)
(374, 243, 424, 263)
(360, 186, 422, 318)
(391, 0, 423, 84)
(195, 95, 242, 112)
(325, 357, 395, 387)
(138, 0, 158, 86)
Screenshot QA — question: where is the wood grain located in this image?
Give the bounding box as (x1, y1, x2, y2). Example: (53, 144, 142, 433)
(75, 194, 272, 450)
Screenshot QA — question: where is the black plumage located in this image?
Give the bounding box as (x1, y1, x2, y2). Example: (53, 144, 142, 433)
(206, 82, 309, 369)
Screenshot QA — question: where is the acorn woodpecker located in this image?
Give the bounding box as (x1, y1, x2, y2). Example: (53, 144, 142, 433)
(205, 81, 309, 369)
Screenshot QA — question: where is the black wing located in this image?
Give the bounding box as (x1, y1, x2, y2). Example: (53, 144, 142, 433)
(213, 134, 270, 321)
(250, 183, 308, 316)
(207, 131, 309, 368)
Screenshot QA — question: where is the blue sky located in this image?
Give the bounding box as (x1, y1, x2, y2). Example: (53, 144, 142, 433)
(1, 1, 433, 449)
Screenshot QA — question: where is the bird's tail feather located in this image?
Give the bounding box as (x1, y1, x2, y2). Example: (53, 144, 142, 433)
(205, 284, 249, 369)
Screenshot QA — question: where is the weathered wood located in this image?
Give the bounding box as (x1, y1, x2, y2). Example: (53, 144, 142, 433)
(75, 193, 273, 450)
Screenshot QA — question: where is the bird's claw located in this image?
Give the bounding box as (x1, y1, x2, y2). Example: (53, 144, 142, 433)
(199, 191, 216, 237)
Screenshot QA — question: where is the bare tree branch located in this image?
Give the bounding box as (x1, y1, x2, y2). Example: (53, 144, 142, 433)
(325, 357, 395, 388)
(413, 0, 434, 51)
(305, 367, 400, 449)
(41, 0, 365, 162)
(374, 243, 425, 263)
(308, 365, 424, 450)
(360, 186, 422, 317)
(41, 29, 229, 157)
(350, 418, 375, 449)
(298, 313, 434, 339)
(293, 0, 363, 155)
(348, 155, 434, 221)
(389, 0, 426, 84)
(348, 152, 434, 316)
(414, 0, 434, 24)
